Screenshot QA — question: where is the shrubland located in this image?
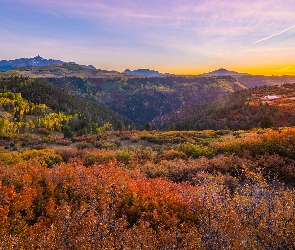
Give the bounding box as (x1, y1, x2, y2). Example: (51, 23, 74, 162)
(0, 127, 295, 249)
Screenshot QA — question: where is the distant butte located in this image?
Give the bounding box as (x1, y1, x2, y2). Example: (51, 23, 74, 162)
(202, 68, 250, 76)
(123, 69, 172, 77)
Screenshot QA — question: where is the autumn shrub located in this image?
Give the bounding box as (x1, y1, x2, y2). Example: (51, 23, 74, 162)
(116, 149, 134, 164)
(177, 142, 214, 158)
(93, 139, 120, 149)
(0, 158, 294, 249)
(76, 141, 93, 150)
(217, 136, 262, 157)
(36, 128, 51, 136)
(204, 155, 256, 178)
(1, 128, 295, 248)
(31, 143, 47, 150)
(118, 130, 134, 140)
(0, 151, 22, 165)
(54, 148, 84, 162)
(20, 149, 63, 168)
(191, 170, 295, 249)
(140, 154, 295, 188)
(214, 129, 231, 136)
(115, 174, 198, 228)
(146, 159, 208, 184)
(133, 147, 157, 164)
(82, 150, 116, 166)
(217, 128, 295, 159)
(54, 138, 71, 146)
(141, 157, 236, 185)
(255, 154, 295, 185)
(157, 149, 187, 161)
(0, 160, 199, 239)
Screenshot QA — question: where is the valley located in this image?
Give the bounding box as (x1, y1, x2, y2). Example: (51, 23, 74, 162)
(0, 58, 295, 248)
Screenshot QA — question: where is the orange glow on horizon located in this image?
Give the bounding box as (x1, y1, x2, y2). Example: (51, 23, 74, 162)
(164, 66, 295, 76)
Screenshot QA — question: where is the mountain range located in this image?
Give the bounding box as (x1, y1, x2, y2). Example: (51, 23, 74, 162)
(0, 55, 96, 71)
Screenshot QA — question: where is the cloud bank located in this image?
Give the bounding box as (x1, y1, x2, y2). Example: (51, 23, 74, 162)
(1, 0, 295, 74)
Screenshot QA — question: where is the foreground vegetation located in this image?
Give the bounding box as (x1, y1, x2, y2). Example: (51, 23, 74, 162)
(1, 127, 295, 249)
(1, 74, 295, 248)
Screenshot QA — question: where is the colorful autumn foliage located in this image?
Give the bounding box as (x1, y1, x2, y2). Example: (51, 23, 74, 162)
(0, 127, 295, 248)
(2, 69, 295, 248)
(0, 142, 294, 248)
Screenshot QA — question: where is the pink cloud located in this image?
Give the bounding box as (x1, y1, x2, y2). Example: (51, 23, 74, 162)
(18, 0, 295, 27)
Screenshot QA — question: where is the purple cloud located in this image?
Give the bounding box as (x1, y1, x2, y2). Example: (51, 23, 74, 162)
(1, 0, 295, 74)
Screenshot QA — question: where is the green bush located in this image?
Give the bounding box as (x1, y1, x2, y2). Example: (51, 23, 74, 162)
(177, 142, 214, 158)
(116, 149, 134, 164)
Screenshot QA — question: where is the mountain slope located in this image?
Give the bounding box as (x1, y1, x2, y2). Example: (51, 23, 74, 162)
(235, 75, 295, 88)
(152, 83, 295, 130)
(0, 76, 130, 128)
(45, 75, 246, 126)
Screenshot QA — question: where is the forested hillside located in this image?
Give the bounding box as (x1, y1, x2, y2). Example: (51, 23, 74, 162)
(46, 75, 246, 126)
(153, 83, 295, 130)
(0, 76, 130, 134)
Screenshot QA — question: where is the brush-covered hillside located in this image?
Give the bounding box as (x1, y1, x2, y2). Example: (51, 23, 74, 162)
(153, 82, 295, 130)
(1, 125, 295, 248)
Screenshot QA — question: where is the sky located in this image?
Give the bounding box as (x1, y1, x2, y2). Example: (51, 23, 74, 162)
(0, 0, 295, 75)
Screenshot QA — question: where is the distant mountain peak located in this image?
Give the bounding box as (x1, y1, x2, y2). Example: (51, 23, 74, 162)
(33, 55, 43, 60)
(202, 68, 250, 76)
(217, 68, 227, 71)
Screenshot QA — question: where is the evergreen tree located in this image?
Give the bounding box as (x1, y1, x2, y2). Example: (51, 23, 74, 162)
(260, 116, 273, 129)
(62, 125, 73, 139)
(144, 122, 152, 131)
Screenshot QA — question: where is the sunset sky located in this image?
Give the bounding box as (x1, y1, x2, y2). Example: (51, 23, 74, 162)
(1, 0, 295, 75)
